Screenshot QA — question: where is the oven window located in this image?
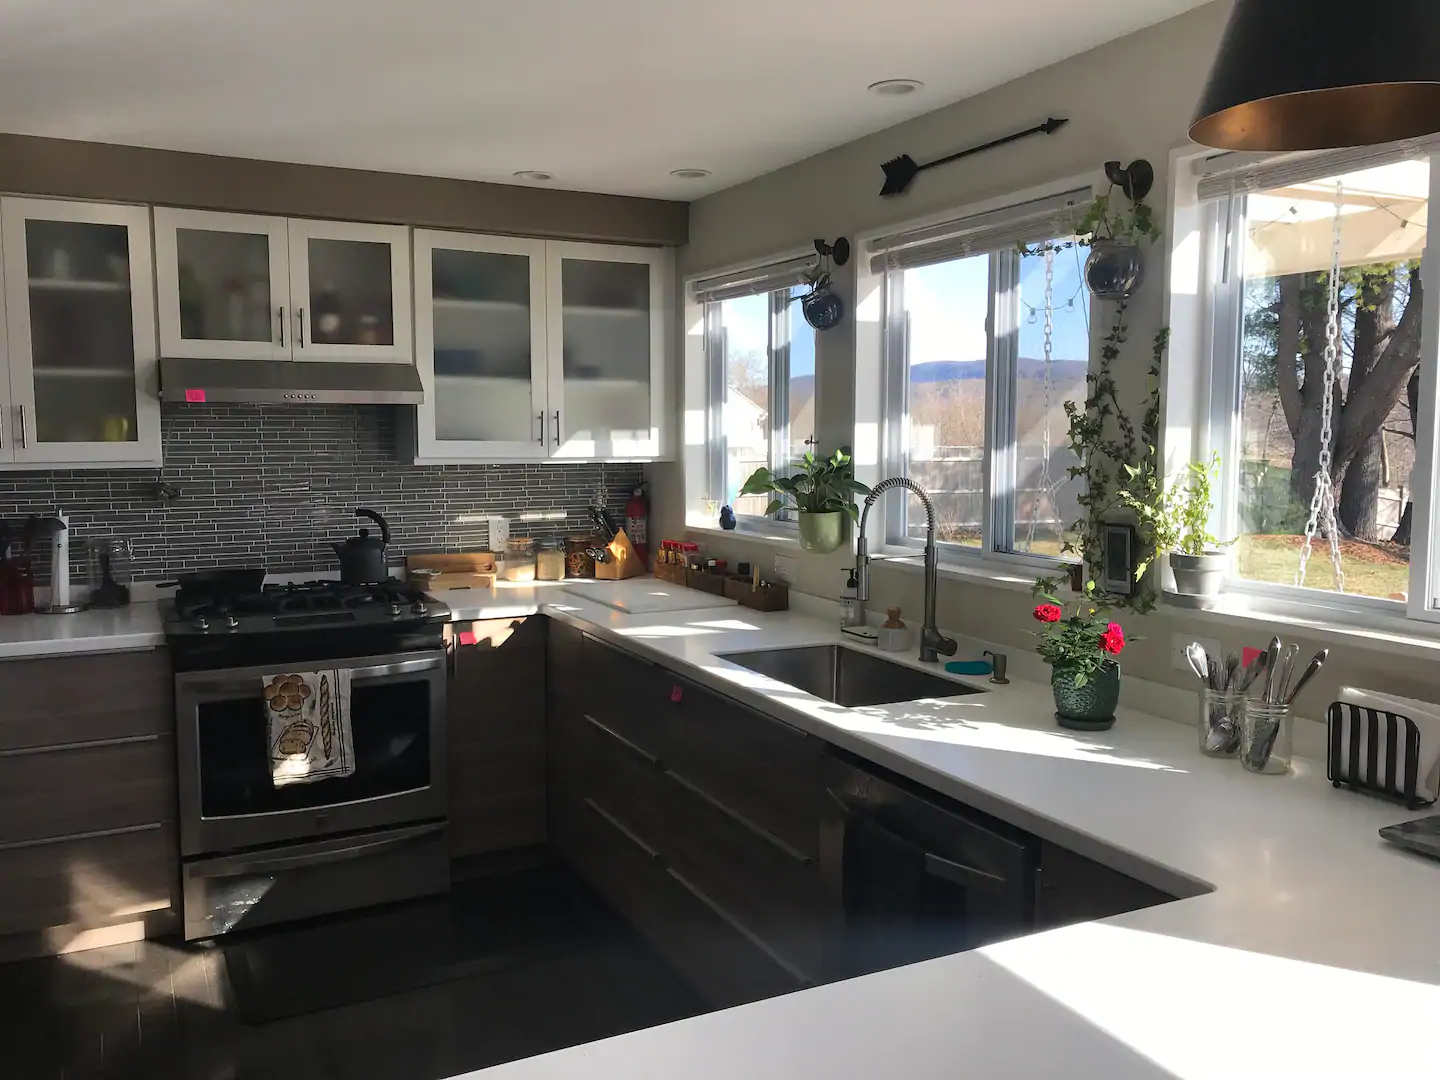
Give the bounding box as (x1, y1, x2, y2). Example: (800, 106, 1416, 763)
(197, 678, 432, 817)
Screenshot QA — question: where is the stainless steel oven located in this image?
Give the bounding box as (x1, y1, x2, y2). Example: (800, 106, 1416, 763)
(175, 650, 448, 858)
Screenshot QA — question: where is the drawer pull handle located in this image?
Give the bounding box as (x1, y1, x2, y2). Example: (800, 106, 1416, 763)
(924, 851, 1009, 891)
(666, 867, 812, 986)
(583, 714, 660, 769)
(0, 733, 161, 758)
(0, 821, 162, 854)
(665, 769, 813, 865)
(583, 797, 662, 862)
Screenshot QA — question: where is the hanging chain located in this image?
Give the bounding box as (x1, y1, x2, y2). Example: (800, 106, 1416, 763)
(1294, 181, 1347, 592)
(1027, 246, 1058, 550)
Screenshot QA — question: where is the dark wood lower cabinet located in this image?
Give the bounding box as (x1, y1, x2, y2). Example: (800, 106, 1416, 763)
(1035, 841, 1179, 929)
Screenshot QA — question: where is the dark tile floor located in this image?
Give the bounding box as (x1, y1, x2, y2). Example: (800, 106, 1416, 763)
(0, 867, 709, 1080)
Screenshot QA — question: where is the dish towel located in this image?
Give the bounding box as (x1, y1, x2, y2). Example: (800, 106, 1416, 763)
(263, 671, 355, 787)
(1335, 686, 1440, 803)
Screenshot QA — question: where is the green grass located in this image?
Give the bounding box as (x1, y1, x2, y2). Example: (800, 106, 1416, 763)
(1236, 534, 1411, 600)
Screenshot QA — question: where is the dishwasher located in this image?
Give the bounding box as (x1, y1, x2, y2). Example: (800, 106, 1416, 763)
(821, 750, 1038, 980)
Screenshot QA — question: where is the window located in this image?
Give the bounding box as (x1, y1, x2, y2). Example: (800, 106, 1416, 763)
(1198, 145, 1436, 611)
(870, 188, 1091, 564)
(695, 261, 817, 524)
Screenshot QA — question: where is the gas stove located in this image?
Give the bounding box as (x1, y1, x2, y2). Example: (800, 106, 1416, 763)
(163, 577, 452, 672)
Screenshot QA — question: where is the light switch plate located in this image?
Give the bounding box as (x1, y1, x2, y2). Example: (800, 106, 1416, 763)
(1172, 632, 1222, 673)
(772, 555, 795, 584)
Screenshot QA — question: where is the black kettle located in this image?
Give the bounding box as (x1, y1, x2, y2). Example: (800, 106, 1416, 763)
(333, 508, 392, 584)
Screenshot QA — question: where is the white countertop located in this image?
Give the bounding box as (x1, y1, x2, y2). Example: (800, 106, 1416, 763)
(0, 601, 165, 659)
(432, 582, 1440, 1080)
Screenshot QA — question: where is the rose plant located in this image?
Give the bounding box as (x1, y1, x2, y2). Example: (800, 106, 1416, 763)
(1030, 579, 1127, 689)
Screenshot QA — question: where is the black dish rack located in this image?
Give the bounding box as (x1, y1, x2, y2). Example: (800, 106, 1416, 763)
(1327, 701, 1435, 810)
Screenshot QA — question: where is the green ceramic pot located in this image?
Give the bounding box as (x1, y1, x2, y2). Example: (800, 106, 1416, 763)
(1051, 662, 1121, 731)
(797, 511, 845, 554)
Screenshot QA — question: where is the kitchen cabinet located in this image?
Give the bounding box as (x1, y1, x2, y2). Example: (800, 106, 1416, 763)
(0, 198, 160, 466)
(154, 207, 411, 365)
(0, 649, 176, 940)
(409, 234, 670, 462)
(1035, 841, 1177, 930)
(447, 617, 547, 859)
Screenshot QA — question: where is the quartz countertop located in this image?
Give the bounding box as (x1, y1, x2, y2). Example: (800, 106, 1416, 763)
(0, 601, 165, 659)
(434, 582, 1440, 1080)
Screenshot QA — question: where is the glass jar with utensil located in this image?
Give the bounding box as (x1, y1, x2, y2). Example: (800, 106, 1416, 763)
(1241, 700, 1293, 774)
(1199, 687, 1245, 758)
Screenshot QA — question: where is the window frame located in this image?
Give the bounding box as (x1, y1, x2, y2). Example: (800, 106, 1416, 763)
(1188, 145, 1440, 626)
(874, 236, 1085, 573)
(701, 284, 814, 532)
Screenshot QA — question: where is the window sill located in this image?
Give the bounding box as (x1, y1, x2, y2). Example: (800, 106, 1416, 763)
(870, 554, 1041, 595)
(1159, 590, 1440, 661)
(685, 522, 805, 550)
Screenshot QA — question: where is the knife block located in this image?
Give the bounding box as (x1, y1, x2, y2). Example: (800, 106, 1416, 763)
(595, 529, 647, 581)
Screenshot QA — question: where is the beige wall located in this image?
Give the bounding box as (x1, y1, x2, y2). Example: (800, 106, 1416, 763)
(652, 0, 1440, 711)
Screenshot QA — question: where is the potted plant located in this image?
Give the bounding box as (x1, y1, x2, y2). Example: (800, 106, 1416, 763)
(1031, 580, 1128, 731)
(1118, 453, 1230, 603)
(1076, 160, 1160, 300)
(739, 449, 870, 554)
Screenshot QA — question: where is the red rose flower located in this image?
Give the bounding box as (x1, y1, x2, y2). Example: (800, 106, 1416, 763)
(1100, 622, 1126, 655)
(1033, 603, 1063, 624)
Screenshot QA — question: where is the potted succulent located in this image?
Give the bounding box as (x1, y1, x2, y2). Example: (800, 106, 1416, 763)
(1076, 160, 1160, 300)
(1119, 454, 1230, 603)
(1031, 580, 1128, 731)
(739, 448, 870, 554)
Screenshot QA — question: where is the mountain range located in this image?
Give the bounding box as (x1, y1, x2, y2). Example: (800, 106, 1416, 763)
(910, 359, 1088, 383)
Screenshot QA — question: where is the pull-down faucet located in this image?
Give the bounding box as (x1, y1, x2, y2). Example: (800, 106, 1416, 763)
(854, 478, 957, 664)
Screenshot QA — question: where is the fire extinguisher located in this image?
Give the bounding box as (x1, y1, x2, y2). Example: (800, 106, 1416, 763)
(625, 483, 650, 564)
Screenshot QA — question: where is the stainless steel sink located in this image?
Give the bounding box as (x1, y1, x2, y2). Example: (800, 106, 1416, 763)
(719, 644, 984, 708)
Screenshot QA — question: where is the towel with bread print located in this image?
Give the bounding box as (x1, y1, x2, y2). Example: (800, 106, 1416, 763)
(264, 671, 355, 786)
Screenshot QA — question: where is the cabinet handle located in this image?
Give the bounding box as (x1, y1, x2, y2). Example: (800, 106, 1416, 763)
(583, 797, 662, 862)
(583, 713, 660, 769)
(665, 768, 812, 864)
(665, 866, 813, 986)
(536, 413, 544, 444)
(278, 305, 286, 348)
(0, 405, 5, 449)
(16, 405, 26, 449)
(552, 410, 560, 447)
(296, 308, 305, 348)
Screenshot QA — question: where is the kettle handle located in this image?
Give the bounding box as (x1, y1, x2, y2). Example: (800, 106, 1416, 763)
(355, 507, 391, 547)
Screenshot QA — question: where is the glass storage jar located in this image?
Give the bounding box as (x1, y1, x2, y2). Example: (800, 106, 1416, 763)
(1198, 688, 1244, 758)
(536, 538, 566, 581)
(504, 537, 536, 582)
(1241, 700, 1293, 775)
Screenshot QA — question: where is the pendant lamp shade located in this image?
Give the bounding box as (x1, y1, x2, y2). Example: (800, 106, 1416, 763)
(1191, 0, 1440, 151)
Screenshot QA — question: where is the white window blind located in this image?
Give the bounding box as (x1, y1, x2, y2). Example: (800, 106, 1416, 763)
(867, 188, 1091, 273)
(692, 255, 814, 304)
(1196, 135, 1440, 201)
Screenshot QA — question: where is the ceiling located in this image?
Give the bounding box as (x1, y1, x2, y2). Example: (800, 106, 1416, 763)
(0, 0, 1212, 200)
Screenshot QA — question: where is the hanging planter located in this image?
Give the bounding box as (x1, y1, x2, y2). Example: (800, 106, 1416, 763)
(1076, 161, 1158, 301)
(792, 238, 850, 332)
(1085, 240, 1146, 300)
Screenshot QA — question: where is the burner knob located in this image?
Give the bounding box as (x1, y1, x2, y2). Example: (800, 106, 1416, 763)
(389, 601, 404, 617)
(411, 599, 428, 615)
(193, 615, 210, 632)
(224, 614, 239, 630)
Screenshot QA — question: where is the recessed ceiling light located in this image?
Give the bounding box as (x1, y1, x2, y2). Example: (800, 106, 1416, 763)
(868, 79, 924, 97)
(512, 170, 554, 182)
(670, 168, 712, 180)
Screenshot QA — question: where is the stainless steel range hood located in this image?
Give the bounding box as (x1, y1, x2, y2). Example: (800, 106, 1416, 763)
(159, 357, 424, 406)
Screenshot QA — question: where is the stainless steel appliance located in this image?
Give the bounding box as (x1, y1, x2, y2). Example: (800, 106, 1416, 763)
(166, 576, 452, 940)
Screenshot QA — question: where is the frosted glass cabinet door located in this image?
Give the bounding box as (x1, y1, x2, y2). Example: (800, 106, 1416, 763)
(154, 208, 291, 362)
(0, 198, 160, 465)
(545, 242, 668, 459)
(288, 221, 411, 362)
(413, 230, 548, 460)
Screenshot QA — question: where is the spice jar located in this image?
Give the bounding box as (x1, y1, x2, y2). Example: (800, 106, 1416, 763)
(504, 537, 536, 582)
(566, 537, 597, 578)
(537, 538, 566, 581)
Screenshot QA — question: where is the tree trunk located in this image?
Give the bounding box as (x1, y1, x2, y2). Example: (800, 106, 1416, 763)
(1391, 369, 1422, 546)
(1339, 439, 1382, 540)
(1337, 270, 1395, 540)
(1288, 294, 1332, 513)
(1393, 500, 1414, 546)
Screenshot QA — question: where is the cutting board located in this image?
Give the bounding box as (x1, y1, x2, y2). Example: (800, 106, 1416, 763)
(406, 553, 497, 591)
(559, 577, 739, 615)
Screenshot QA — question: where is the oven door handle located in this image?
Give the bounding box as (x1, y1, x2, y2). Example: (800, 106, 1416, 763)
(177, 655, 445, 695)
(349, 657, 444, 680)
(192, 822, 445, 877)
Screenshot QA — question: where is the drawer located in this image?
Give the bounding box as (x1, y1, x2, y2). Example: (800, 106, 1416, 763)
(0, 649, 172, 752)
(566, 793, 808, 1009)
(657, 766, 831, 980)
(0, 823, 176, 936)
(662, 677, 823, 860)
(0, 736, 175, 848)
(580, 633, 667, 760)
(555, 706, 668, 847)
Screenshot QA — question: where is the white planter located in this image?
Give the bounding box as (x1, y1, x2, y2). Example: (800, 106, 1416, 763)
(1169, 551, 1228, 599)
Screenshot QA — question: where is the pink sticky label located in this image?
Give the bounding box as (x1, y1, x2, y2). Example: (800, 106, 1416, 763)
(184, 388, 207, 403)
(458, 631, 477, 647)
(1242, 647, 1264, 667)
(670, 685, 683, 704)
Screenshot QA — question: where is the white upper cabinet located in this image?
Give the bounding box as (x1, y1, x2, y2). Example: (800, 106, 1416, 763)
(154, 208, 291, 363)
(411, 235, 670, 462)
(154, 211, 412, 364)
(0, 198, 160, 466)
(287, 220, 411, 363)
(546, 242, 668, 461)
(413, 230, 549, 460)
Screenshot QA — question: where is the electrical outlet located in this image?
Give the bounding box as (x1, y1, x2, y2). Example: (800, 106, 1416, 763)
(772, 555, 795, 584)
(1172, 632, 1222, 673)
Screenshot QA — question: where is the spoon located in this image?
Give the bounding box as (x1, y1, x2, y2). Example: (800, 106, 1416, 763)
(1285, 649, 1329, 706)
